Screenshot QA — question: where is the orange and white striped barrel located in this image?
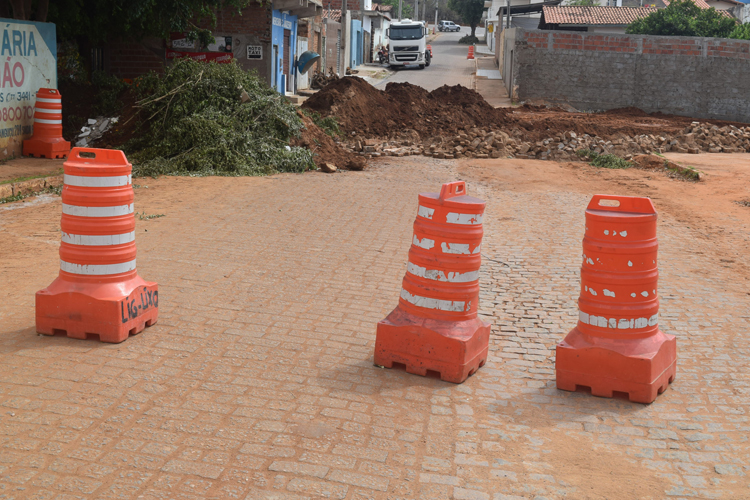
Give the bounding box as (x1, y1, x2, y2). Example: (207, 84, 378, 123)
(556, 195, 677, 403)
(23, 88, 71, 159)
(59, 149, 136, 280)
(578, 195, 659, 338)
(398, 181, 485, 321)
(36, 147, 157, 343)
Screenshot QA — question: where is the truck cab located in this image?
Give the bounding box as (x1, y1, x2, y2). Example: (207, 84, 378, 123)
(387, 19, 431, 69)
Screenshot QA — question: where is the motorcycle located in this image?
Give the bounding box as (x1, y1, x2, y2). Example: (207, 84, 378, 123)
(377, 46, 388, 64)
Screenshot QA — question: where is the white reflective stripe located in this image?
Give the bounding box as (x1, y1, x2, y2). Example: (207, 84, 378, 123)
(35, 108, 61, 114)
(400, 288, 466, 312)
(36, 97, 61, 103)
(407, 261, 479, 283)
(446, 212, 483, 225)
(412, 235, 435, 250)
(441, 242, 471, 254)
(417, 205, 434, 219)
(60, 259, 136, 275)
(64, 174, 131, 187)
(579, 310, 658, 329)
(62, 203, 134, 217)
(61, 231, 135, 246)
(34, 118, 62, 124)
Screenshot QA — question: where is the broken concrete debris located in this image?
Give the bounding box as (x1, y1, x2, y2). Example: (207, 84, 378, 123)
(76, 116, 120, 147)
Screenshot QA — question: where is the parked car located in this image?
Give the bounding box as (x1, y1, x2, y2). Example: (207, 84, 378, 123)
(438, 20, 460, 32)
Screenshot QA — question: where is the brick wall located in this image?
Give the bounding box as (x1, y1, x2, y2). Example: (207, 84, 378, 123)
(107, 2, 272, 81)
(506, 29, 750, 123)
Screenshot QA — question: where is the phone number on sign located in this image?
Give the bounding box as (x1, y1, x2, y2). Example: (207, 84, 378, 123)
(1, 106, 35, 122)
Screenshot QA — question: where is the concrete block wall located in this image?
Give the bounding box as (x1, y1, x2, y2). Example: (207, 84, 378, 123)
(508, 29, 750, 123)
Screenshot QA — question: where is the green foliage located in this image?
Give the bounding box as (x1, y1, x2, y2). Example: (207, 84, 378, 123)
(127, 58, 314, 177)
(565, 0, 598, 5)
(301, 109, 342, 138)
(447, 0, 484, 37)
(57, 41, 88, 83)
(48, 0, 255, 45)
(577, 149, 632, 169)
(458, 35, 480, 44)
(626, 0, 738, 38)
(729, 23, 750, 40)
(380, 0, 413, 19)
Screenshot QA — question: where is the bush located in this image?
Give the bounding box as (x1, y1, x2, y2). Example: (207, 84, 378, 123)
(301, 109, 342, 138)
(626, 0, 737, 38)
(127, 59, 314, 177)
(577, 149, 631, 169)
(458, 35, 480, 45)
(91, 71, 129, 115)
(729, 23, 750, 40)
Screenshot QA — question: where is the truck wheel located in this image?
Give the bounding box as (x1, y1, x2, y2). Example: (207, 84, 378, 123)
(419, 64, 425, 69)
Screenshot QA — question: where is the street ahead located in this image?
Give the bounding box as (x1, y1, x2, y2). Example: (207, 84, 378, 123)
(375, 28, 483, 91)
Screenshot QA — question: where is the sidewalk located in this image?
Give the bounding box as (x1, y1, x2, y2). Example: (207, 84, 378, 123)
(473, 51, 512, 108)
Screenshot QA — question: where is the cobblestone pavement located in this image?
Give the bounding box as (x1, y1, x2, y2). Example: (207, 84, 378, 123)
(0, 157, 748, 499)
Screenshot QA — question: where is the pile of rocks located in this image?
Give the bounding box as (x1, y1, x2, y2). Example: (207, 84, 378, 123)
(76, 117, 119, 148)
(344, 122, 750, 162)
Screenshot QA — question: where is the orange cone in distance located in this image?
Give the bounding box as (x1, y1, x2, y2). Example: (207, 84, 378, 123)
(556, 195, 676, 403)
(23, 88, 71, 159)
(36, 148, 158, 343)
(375, 181, 490, 383)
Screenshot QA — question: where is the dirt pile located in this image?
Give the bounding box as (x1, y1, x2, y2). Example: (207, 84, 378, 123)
(292, 111, 366, 171)
(302, 77, 508, 139)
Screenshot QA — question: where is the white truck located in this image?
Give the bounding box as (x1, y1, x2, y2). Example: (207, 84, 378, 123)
(386, 19, 431, 70)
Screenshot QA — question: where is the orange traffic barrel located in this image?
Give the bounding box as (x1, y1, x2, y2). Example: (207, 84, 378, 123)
(427, 44, 433, 57)
(375, 181, 490, 383)
(36, 148, 158, 343)
(22, 88, 71, 159)
(467, 46, 474, 60)
(556, 195, 676, 403)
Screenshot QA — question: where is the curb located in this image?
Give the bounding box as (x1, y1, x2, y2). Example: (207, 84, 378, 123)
(0, 174, 64, 200)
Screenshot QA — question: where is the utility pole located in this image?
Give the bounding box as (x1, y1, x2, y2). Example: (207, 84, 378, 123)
(506, 0, 510, 29)
(434, 2, 438, 30)
(398, 0, 402, 20)
(414, 0, 418, 20)
(422, 0, 426, 24)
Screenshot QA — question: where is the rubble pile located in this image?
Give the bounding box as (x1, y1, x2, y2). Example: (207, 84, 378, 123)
(76, 117, 119, 147)
(342, 122, 750, 162)
(306, 78, 750, 163)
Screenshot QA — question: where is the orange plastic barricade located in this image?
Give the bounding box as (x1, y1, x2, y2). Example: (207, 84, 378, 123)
(375, 181, 490, 383)
(427, 45, 433, 58)
(467, 46, 474, 60)
(36, 148, 158, 343)
(23, 88, 71, 159)
(556, 195, 676, 403)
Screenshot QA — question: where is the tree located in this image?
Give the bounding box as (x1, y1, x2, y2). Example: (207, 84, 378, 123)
(3, 0, 50, 21)
(566, 0, 598, 6)
(729, 23, 750, 40)
(30, 0, 255, 48)
(379, 0, 414, 19)
(447, 0, 484, 38)
(626, 0, 737, 38)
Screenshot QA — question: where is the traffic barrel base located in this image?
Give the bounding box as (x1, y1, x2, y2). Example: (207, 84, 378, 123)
(375, 181, 490, 384)
(22, 88, 71, 159)
(36, 278, 158, 343)
(556, 328, 676, 404)
(375, 308, 489, 384)
(555, 194, 677, 404)
(35, 147, 158, 343)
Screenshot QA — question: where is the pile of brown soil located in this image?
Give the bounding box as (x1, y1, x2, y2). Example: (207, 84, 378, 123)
(302, 77, 508, 139)
(304, 77, 749, 144)
(292, 111, 366, 171)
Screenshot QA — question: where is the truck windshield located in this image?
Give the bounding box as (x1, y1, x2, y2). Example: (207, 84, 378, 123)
(390, 27, 423, 40)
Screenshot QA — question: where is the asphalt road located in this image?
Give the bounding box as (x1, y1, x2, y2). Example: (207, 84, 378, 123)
(374, 28, 481, 91)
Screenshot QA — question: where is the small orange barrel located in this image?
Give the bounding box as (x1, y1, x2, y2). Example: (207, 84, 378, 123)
(375, 181, 490, 383)
(427, 44, 433, 58)
(556, 195, 676, 403)
(23, 88, 71, 159)
(36, 148, 158, 343)
(467, 46, 474, 60)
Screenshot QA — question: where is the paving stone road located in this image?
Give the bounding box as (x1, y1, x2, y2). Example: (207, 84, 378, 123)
(0, 157, 748, 499)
